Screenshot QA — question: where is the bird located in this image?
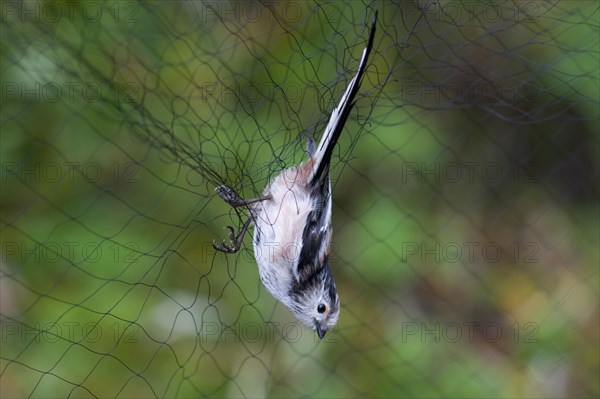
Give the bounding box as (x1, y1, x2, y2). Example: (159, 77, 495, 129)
(213, 12, 377, 339)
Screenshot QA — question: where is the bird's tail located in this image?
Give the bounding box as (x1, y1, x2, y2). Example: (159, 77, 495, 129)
(309, 11, 377, 187)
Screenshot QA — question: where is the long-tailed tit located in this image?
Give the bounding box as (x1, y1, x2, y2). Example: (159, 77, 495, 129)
(213, 13, 377, 339)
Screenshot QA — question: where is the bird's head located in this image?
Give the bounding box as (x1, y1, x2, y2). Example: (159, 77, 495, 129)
(289, 261, 340, 339)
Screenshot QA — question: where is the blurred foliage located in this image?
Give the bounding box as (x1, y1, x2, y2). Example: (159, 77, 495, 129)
(1, 1, 598, 398)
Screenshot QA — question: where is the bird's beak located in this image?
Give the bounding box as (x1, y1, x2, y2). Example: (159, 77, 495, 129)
(315, 322, 326, 339)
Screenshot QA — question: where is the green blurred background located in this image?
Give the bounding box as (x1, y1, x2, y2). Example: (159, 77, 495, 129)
(1, 1, 598, 398)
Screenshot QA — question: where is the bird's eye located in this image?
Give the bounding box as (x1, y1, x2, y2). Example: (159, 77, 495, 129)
(317, 304, 327, 314)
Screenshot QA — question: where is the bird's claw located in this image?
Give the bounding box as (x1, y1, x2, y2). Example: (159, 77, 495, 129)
(215, 185, 244, 207)
(212, 226, 241, 253)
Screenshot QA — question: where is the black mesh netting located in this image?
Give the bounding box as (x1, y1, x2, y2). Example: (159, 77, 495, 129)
(1, 1, 598, 398)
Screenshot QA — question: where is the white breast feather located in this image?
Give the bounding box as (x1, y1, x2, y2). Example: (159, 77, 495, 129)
(253, 166, 312, 302)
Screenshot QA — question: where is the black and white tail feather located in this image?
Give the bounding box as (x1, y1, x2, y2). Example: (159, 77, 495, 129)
(213, 12, 377, 339)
